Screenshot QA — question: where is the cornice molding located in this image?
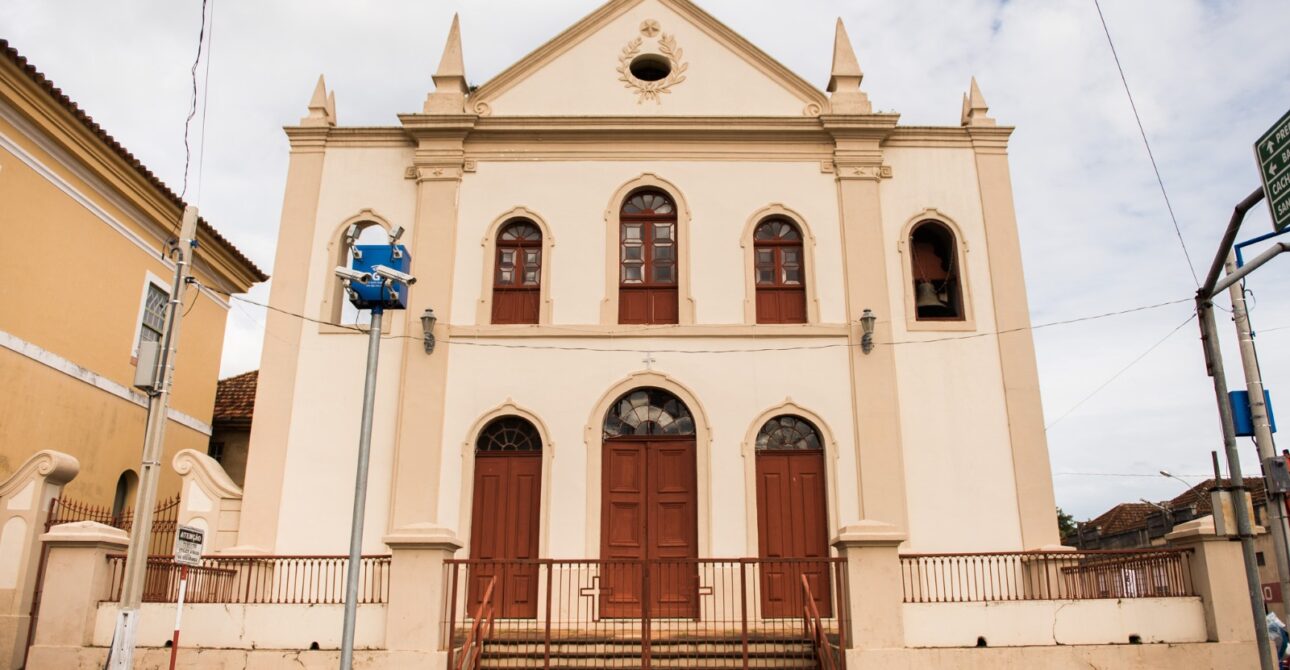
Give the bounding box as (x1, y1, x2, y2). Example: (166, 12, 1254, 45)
(448, 323, 849, 339)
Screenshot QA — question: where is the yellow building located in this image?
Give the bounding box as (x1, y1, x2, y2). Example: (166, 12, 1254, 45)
(0, 40, 265, 511)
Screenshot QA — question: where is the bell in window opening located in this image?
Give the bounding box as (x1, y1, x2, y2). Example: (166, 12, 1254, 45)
(910, 221, 963, 320)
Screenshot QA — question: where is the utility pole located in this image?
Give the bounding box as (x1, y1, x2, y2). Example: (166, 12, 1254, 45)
(1226, 250, 1290, 618)
(109, 206, 199, 669)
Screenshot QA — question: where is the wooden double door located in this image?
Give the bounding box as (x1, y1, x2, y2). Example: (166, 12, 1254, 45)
(755, 449, 831, 617)
(600, 438, 699, 618)
(469, 451, 542, 618)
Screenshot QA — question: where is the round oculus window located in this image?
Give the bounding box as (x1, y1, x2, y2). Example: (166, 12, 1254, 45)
(629, 54, 672, 82)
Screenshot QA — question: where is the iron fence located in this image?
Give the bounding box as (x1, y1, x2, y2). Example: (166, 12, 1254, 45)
(103, 554, 391, 605)
(899, 548, 1195, 603)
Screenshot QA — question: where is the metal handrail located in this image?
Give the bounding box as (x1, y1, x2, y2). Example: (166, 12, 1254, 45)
(801, 574, 837, 670)
(455, 576, 497, 670)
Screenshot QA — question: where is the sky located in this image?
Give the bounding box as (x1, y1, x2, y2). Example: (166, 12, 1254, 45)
(3, 0, 1289, 521)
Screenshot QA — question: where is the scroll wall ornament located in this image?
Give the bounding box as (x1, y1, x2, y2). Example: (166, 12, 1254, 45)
(617, 31, 688, 104)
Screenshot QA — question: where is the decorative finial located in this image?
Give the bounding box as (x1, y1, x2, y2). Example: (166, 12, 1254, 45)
(326, 91, 337, 125)
(827, 19, 871, 114)
(301, 75, 333, 127)
(425, 14, 469, 113)
(964, 76, 995, 127)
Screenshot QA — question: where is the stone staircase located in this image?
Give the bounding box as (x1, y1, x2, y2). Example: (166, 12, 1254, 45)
(475, 636, 820, 669)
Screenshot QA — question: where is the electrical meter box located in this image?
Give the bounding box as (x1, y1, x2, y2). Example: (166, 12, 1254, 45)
(347, 244, 412, 310)
(1230, 389, 1277, 437)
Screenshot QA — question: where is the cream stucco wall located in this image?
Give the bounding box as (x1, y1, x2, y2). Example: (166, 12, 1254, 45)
(903, 599, 1208, 648)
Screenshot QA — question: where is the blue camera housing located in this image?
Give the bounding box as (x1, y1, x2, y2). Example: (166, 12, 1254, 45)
(346, 244, 412, 310)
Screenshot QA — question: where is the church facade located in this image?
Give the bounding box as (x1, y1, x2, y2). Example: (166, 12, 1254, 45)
(241, 0, 1058, 565)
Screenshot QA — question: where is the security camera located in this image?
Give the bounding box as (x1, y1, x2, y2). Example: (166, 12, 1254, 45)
(334, 266, 373, 283)
(344, 223, 360, 247)
(372, 264, 417, 285)
(389, 225, 405, 244)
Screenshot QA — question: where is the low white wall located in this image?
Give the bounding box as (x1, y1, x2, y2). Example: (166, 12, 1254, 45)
(903, 598, 1207, 648)
(92, 603, 386, 650)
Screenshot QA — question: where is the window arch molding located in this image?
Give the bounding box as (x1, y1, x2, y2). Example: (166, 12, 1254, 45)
(318, 208, 394, 334)
(897, 208, 976, 332)
(582, 370, 712, 556)
(475, 207, 556, 325)
(740, 204, 820, 325)
(600, 174, 696, 326)
(455, 400, 555, 560)
(739, 400, 842, 557)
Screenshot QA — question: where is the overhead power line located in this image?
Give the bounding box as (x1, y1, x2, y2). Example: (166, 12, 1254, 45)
(179, 0, 210, 202)
(1092, 0, 1199, 288)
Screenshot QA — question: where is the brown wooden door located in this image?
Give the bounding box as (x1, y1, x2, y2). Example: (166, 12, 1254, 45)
(755, 450, 831, 617)
(469, 452, 542, 618)
(600, 438, 698, 618)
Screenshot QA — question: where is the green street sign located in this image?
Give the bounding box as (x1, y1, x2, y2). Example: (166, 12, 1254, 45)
(1256, 108, 1290, 232)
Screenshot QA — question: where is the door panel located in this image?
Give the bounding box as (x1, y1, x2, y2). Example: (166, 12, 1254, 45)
(600, 439, 697, 618)
(755, 451, 830, 617)
(469, 453, 542, 618)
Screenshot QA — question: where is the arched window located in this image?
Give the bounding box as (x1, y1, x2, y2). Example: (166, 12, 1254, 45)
(603, 387, 695, 438)
(909, 221, 964, 320)
(476, 415, 543, 453)
(492, 220, 542, 324)
(755, 415, 823, 451)
(753, 218, 806, 324)
(619, 191, 678, 324)
(112, 470, 138, 519)
(334, 223, 390, 326)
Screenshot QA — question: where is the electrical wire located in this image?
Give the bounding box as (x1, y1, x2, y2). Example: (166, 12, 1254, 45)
(1092, 0, 1199, 288)
(195, 0, 216, 206)
(1044, 311, 1196, 430)
(197, 283, 1194, 354)
(178, 0, 210, 202)
(1054, 472, 1208, 479)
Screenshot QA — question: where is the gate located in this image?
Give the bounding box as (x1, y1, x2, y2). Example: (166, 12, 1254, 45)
(21, 495, 179, 668)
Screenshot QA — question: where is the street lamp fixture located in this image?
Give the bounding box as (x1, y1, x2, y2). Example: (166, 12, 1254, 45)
(860, 309, 876, 354)
(1159, 470, 1195, 491)
(420, 308, 438, 354)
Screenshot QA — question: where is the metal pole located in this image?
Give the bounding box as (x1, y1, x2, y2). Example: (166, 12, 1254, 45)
(109, 206, 200, 669)
(1197, 296, 1275, 670)
(1214, 242, 1290, 295)
(1226, 251, 1290, 619)
(169, 565, 188, 670)
(340, 307, 384, 669)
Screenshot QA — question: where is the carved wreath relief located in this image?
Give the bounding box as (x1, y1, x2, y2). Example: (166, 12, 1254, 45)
(617, 20, 688, 104)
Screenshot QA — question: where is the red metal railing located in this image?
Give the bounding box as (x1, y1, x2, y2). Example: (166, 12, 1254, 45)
(442, 558, 848, 669)
(801, 574, 839, 670)
(455, 576, 497, 670)
(103, 554, 391, 604)
(899, 548, 1195, 603)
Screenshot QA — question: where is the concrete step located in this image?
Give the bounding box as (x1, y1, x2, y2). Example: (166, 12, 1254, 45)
(477, 638, 818, 669)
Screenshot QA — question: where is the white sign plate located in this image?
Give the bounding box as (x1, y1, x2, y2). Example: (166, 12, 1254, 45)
(173, 525, 205, 567)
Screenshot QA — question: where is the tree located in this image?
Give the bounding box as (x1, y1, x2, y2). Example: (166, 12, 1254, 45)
(1057, 507, 1077, 538)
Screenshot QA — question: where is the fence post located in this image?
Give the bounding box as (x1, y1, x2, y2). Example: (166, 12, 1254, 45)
(1167, 515, 1263, 646)
(172, 450, 243, 552)
(383, 524, 462, 657)
(831, 521, 906, 652)
(26, 521, 128, 668)
(0, 450, 78, 669)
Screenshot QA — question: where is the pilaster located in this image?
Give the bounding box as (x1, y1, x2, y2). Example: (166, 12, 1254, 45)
(968, 125, 1060, 548)
(1167, 516, 1259, 644)
(29, 522, 128, 653)
(387, 116, 475, 532)
(383, 524, 462, 657)
(0, 450, 77, 670)
(238, 125, 329, 551)
(833, 521, 907, 650)
(824, 115, 909, 531)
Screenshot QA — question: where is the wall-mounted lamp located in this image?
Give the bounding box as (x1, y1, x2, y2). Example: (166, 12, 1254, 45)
(860, 309, 877, 354)
(420, 308, 438, 354)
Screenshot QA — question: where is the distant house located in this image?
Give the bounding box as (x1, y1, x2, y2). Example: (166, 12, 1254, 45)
(0, 40, 266, 509)
(210, 370, 257, 487)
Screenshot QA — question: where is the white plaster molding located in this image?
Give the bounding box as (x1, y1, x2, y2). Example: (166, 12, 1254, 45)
(0, 328, 212, 436)
(0, 450, 79, 499)
(173, 449, 243, 500)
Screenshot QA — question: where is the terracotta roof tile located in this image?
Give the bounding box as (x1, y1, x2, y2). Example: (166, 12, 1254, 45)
(214, 370, 257, 423)
(1087, 502, 1154, 536)
(0, 39, 267, 283)
(1167, 477, 1267, 516)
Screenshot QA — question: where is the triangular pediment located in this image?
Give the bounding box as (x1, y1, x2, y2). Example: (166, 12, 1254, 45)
(469, 0, 828, 117)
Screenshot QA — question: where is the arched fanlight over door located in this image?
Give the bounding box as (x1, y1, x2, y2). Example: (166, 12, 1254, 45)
(619, 191, 678, 325)
(602, 387, 695, 438)
(492, 220, 542, 324)
(755, 414, 822, 451)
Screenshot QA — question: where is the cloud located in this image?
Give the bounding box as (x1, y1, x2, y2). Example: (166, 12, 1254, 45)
(4, 0, 1288, 520)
